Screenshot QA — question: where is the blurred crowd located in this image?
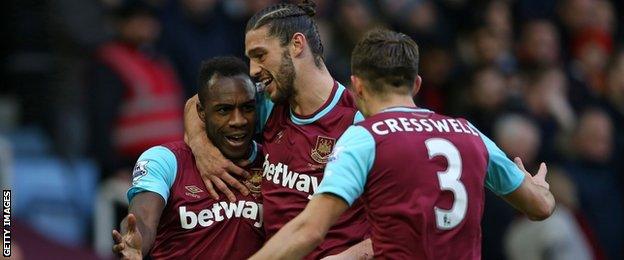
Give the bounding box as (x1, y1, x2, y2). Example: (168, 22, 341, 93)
(1, 0, 623, 259)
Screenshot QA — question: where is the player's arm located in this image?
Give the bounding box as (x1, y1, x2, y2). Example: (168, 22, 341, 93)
(113, 192, 165, 259)
(474, 123, 555, 221)
(322, 239, 373, 260)
(112, 146, 176, 259)
(184, 95, 249, 201)
(250, 194, 349, 260)
(502, 158, 555, 221)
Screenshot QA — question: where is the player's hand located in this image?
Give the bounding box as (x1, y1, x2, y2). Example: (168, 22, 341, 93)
(189, 137, 250, 202)
(514, 157, 549, 190)
(112, 214, 143, 260)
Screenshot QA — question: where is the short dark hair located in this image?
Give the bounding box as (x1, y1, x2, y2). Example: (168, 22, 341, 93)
(246, 0, 324, 67)
(197, 57, 250, 105)
(351, 29, 420, 93)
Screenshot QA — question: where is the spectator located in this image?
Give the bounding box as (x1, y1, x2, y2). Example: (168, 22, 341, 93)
(504, 168, 593, 260)
(89, 1, 184, 181)
(484, 113, 540, 260)
(564, 108, 624, 260)
(494, 115, 592, 260)
(416, 45, 456, 113)
(556, 0, 596, 62)
(89, 2, 185, 255)
(494, 114, 541, 168)
(460, 66, 510, 136)
(47, 0, 112, 158)
(329, 0, 382, 82)
(569, 27, 613, 97)
(517, 19, 561, 70)
(517, 67, 575, 162)
(158, 0, 252, 97)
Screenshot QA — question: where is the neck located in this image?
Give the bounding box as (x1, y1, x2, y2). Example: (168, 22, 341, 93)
(232, 142, 254, 166)
(290, 62, 334, 116)
(367, 94, 417, 116)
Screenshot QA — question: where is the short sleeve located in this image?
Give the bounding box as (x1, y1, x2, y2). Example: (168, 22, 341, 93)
(127, 146, 178, 203)
(471, 123, 526, 195)
(315, 126, 376, 206)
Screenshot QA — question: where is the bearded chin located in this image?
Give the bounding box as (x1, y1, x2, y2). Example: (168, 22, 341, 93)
(273, 51, 297, 104)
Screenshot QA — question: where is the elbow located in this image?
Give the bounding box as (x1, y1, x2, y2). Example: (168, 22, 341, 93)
(298, 220, 326, 248)
(304, 226, 325, 247)
(527, 198, 556, 221)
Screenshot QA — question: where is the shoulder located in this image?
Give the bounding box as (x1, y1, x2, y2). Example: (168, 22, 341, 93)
(335, 125, 376, 148)
(159, 141, 192, 157)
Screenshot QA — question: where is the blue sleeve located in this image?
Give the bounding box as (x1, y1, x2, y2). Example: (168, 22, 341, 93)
(256, 90, 274, 133)
(127, 146, 178, 203)
(472, 124, 526, 195)
(315, 126, 376, 206)
(353, 110, 365, 124)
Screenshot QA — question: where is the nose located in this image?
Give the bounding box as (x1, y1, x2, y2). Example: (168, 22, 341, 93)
(229, 108, 248, 128)
(249, 60, 261, 78)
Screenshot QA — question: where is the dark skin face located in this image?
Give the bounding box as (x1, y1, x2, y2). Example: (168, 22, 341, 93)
(197, 75, 256, 161)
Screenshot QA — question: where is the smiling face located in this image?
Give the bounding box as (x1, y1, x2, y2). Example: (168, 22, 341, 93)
(245, 26, 296, 104)
(197, 74, 256, 161)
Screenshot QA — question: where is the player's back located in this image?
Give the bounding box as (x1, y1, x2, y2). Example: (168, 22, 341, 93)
(357, 107, 488, 259)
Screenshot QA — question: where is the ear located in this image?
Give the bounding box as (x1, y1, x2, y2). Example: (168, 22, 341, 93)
(290, 32, 306, 57)
(351, 75, 365, 98)
(196, 102, 207, 124)
(412, 75, 422, 97)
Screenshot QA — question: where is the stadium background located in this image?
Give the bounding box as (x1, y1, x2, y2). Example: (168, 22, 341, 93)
(1, 0, 623, 259)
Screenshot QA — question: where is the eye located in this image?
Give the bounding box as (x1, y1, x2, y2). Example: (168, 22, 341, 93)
(243, 104, 256, 112)
(254, 52, 266, 63)
(216, 106, 232, 115)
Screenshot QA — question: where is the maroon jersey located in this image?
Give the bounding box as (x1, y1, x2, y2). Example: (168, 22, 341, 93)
(318, 107, 504, 259)
(362, 110, 487, 259)
(131, 141, 265, 259)
(261, 82, 370, 259)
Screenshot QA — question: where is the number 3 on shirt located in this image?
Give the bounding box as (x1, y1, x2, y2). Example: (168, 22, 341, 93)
(425, 138, 468, 230)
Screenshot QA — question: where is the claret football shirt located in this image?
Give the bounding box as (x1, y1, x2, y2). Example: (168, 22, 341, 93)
(317, 107, 525, 259)
(127, 141, 265, 259)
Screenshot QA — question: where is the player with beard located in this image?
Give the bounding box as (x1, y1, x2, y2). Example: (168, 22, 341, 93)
(112, 57, 265, 259)
(183, 0, 371, 258)
(250, 29, 555, 259)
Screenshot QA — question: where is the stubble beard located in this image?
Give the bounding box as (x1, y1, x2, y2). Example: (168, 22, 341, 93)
(271, 51, 297, 104)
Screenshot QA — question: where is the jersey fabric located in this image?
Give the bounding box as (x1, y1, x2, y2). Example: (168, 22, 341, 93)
(127, 141, 264, 259)
(259, 81, 369, 259)
(316, 107, 525, 259)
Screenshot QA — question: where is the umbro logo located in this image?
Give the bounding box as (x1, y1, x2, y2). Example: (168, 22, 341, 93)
(185, 185, 204, 199)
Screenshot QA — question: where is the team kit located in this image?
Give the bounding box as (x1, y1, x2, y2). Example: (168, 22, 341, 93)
(112, 1, 555, 259)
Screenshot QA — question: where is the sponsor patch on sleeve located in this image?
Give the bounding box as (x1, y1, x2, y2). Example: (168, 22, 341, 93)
(132, 161, 149, 185)
(328, 145, 344, 163)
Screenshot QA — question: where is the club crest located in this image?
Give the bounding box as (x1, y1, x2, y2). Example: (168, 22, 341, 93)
(311, 136, 336, 164)
(244, 168, 263, 198)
